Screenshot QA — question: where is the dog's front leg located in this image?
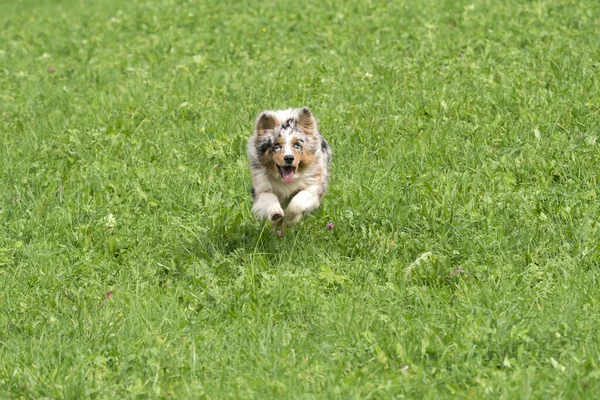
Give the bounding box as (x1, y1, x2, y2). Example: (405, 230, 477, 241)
(284, 190, 320, 225)
(252, 192, 284, 222)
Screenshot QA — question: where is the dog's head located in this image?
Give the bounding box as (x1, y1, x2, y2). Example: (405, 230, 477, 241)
(252, 108, 320, 183)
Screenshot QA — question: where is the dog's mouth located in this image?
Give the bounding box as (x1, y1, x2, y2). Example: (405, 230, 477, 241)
(277, 165, 296, 183)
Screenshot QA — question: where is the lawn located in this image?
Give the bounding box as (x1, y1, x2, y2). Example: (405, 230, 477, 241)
(1, 0, 600, 397)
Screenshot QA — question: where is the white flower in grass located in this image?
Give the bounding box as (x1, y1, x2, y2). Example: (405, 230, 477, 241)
(105, 213, 116, 231)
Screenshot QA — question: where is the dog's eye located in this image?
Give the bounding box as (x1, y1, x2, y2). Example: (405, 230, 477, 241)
(293, 143, 302, 150)
(273, 143, 281, 151)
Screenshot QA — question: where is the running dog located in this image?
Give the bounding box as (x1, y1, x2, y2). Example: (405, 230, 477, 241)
(247, 107, 331, 229)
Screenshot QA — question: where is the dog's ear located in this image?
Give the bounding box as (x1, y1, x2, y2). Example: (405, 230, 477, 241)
(255, 112, 278, 135)
(296, 107, 316, 135)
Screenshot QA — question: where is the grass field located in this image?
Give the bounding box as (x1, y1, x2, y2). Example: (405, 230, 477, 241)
(1, 0, 600, 397)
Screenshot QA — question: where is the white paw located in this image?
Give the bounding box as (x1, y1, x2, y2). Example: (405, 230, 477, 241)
(269, 205, 284, 221)
(284, 212, 302, 225)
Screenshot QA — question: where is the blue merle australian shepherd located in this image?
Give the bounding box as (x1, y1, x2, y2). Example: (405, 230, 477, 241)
(247, 108, 331, 230)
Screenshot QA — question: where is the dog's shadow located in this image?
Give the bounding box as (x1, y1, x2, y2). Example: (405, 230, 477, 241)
(185, 219, 286, 264)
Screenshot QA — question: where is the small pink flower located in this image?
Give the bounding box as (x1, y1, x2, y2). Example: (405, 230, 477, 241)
(400, 365, 409, 371)
(276, 230, 283, 237)
(451, 267, 465, 276)
(48, 66, 55, 73)
(326, 221, 334, 230)
(98, 291, 113, 308)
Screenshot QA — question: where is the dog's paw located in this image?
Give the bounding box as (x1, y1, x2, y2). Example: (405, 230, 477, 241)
(269, 205, 284, 221)
(283, 212, 302, 225)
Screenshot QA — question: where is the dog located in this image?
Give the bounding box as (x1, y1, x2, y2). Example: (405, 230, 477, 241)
(247, 107, 331, 229)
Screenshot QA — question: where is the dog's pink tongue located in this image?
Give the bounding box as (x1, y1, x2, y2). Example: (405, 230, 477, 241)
(282, 169, 294, 183)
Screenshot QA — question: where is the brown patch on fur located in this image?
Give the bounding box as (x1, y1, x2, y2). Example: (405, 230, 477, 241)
(264, 137, 285, 166)
(258, 144, 284, 179)
(297, 108, 316, 135)
(258, 151, 270, 165)
(291, 138, 316, 171)
(271, 149, 287, 167)
(256, 113, 279, 135)
(296, 149, 315, 170)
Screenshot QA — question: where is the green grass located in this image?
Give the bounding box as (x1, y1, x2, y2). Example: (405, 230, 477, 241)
(1, 0, 600, 397)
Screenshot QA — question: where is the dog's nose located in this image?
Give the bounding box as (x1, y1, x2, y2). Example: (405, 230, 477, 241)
(284, 155, 294, 164)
